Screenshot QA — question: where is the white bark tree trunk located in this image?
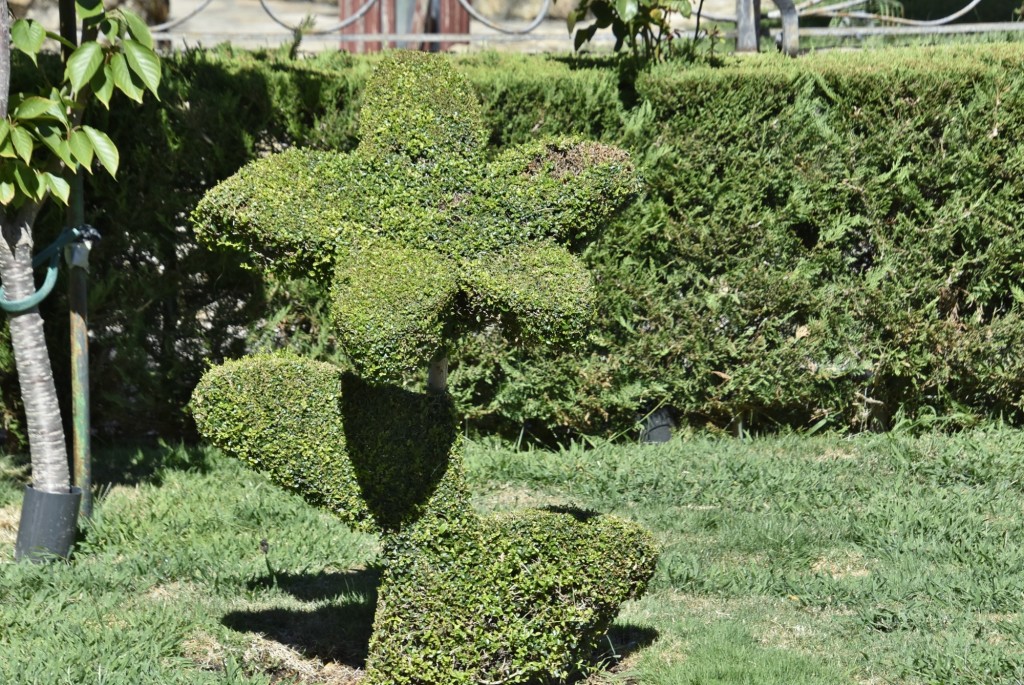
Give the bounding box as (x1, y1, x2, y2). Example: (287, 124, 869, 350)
(0, 212, 71, 493)
(0, 7, 71, 493)
(428, 354, 448, 394)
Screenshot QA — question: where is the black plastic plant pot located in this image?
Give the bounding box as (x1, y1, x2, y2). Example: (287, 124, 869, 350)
(640, 408, 675, 444)
(14, 485, 82, 563)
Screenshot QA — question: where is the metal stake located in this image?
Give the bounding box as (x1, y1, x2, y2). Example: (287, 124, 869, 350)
(66, 227, 97, 520)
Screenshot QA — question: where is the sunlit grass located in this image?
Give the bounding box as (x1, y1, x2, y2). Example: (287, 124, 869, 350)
(2, 428, 1024, 683)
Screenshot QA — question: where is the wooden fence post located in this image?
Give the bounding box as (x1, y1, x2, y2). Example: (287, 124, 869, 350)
(341, 0, 392, 53)
(736, 0, 761, 52)
(437, 0, 469, 51)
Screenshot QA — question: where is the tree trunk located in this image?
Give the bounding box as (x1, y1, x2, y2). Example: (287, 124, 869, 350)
(428, 353, 448, 394)
(0, 5, 70, 494)
(0, 211, 71, 493)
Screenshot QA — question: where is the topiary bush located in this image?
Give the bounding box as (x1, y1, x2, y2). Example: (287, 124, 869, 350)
(190, 51, 657, 683)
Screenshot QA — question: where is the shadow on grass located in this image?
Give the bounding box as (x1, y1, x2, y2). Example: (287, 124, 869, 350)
(592, 622, 660, 677)
(226, 567, 379, 667)
(91, 442, 213, 487)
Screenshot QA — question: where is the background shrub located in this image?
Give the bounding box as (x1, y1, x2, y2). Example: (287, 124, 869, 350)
(5, 44, 1024, 447)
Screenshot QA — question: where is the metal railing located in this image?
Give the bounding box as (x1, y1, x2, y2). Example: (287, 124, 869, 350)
(142, 0, 1022, 52)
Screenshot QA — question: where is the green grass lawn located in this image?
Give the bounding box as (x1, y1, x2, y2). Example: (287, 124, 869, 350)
(2, 429, 1024, 684)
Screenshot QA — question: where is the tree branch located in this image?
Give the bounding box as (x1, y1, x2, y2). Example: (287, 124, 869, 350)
(0, 0, 11, 117)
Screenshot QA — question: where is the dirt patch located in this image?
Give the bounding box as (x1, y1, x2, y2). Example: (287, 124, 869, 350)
(759, 618, 815, 651)
(147, 581, 196, 602)
(584, 651, 645, 684)
(185, 631, 364, 684)
(244, 636, 364, 684)
(183, 632, 227, 672)
(472, 485, 563, 514)
(811, 553, 870, 580)
(0, 504, 20, 555)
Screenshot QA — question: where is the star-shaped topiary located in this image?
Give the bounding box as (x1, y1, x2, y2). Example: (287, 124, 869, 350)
(193, 51, 641, 383)
(190, 52, 656, 685)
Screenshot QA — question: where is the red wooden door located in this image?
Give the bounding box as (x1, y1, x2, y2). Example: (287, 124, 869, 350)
(339, 0, 469, 53)
(340, 0, 392, 53)
(437, 0, 469, 51)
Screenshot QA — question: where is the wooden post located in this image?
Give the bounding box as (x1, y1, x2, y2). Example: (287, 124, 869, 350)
(772, 0, 799, 56)
(436, 0, 469, 51)
(341, 0, 394, 53)
(736, 0, 761, 52)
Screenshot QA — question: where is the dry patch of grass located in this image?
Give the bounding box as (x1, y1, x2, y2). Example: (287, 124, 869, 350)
(243, 636, 364, 684)
(813, 446, 857, 462)
(0, 504, 19, 561)
(811, 552, 871, 580)
(185, 631, 366, 684)
(472, 484, 567, 514)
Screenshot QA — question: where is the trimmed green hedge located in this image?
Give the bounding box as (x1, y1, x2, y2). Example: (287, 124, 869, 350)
(6, 44, 1024, 446)
(454, 44, 1024, 436)
(191, 352, 658, 683)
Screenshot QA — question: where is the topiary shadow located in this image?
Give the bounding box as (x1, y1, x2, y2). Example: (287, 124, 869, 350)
(225, 569, 378, 667)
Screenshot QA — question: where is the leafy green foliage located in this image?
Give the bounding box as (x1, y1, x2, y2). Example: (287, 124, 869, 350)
(566, 0, 692, 61)
(11, 45, 1024, 446)
(194, 51, 640, 383)
(368, 508, 657, 684)
(447, 44, 1024, 438)
(1, 10, 160, 206)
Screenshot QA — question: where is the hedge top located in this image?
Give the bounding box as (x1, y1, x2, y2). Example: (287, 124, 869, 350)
(193, 51, 640, 383)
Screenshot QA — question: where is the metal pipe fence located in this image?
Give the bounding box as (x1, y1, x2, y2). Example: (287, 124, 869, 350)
(137, 0, 1023, 52)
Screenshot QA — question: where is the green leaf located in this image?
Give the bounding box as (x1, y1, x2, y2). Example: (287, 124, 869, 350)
(91, 64, 116, 109)
(1011, 282, 1024, 305)
(43, 172, 71, 205)
(567, 8, 585, 33)
(663, 0, 691, 15)
(35, 125, 76, 169)
(11, 20, 46, 63)
(110, 53, 144, 103)
(120, 9, 153, 49)
(0, 120, 10, 143)
(13, 96, 63, 122)
(99, 17, 119, 41)
(10, 127, 33, 164)
(66, 41, 105, 94)
(81, 125, 118, 178)
(616, 0, 639, 20)
(123, 39, 161, 98)
(0, 182, 15, 206)
(0, 138, 16, 159)
(69, 129, 95, 169)
(75, 0, 104, 19)
(13, 163, 42, 200)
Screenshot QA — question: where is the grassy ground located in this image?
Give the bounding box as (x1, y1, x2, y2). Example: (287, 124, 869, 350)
(2, 428, 1024, 684)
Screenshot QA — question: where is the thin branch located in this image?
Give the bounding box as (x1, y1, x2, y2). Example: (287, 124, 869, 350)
(0, 0, 10, 117)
